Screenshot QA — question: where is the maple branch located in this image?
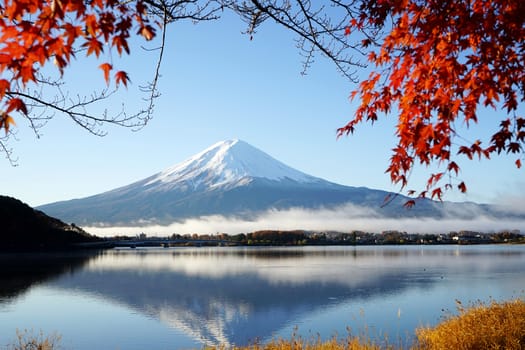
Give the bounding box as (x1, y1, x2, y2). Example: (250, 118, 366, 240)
(138, 3, 170, 126)
(0, 130, 17, 165)
(143, 0, 223, 23)
(7, 88, 148, 137)
(230, 0, 366, 82)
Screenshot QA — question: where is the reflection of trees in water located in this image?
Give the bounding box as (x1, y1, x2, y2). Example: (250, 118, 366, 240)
(121, 246, 405, 260)
(246, 245, 525, 260)
(151, 245, 525, 260)
(0, 251, 101, 300)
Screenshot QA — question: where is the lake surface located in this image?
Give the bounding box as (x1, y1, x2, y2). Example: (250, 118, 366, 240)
(1, 245, 524, 349)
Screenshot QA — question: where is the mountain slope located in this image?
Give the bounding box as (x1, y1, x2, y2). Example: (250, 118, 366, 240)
(0, 196, 99, 250)
(38, 139, 496, 227)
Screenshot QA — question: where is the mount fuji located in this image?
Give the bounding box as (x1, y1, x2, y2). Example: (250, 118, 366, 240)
(38, 139, 496, 227)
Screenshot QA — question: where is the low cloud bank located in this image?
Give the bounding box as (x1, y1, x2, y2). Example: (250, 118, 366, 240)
(84, 203, 525, 237)
(492, 194, 525, 216)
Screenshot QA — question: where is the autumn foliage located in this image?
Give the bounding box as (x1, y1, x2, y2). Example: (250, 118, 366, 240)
(339, 0, 524, 203)
(0, 0, 156, 133)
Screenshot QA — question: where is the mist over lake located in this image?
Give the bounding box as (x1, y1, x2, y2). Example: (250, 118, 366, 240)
(1, 245, 524, 349)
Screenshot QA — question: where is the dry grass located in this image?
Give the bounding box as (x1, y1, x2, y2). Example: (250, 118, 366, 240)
(414, 299, 525, 350)
(7, 329, 62, 350)
(206, 334, 389, 350)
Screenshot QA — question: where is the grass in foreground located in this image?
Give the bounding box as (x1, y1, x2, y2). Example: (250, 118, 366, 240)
(218, 336, 388, 350)
(8, 299, 525, 350)
(7, 329, 61, 350)
(414, 298, 525, 350)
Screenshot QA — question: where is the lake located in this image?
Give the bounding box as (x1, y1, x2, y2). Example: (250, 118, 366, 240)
(1, 245, 524, 349)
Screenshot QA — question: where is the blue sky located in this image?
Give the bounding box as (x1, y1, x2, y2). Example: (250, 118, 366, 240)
(1, 12, 523, 208)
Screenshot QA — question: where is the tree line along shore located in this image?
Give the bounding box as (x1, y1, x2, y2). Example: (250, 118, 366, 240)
(108, 229, 524, 247)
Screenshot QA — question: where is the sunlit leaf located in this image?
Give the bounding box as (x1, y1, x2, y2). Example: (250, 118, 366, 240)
(99, 63, 113, 84)
(404, 200, 415, 208)
(114, 70, 129, 87)
(6, 98, 28, 115)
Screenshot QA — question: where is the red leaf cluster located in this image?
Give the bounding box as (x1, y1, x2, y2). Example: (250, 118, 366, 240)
(0, 0, 157, 133)
(339, 0, 524, 200)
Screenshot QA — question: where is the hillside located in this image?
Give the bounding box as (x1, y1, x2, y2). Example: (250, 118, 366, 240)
(0, 195, 100, 251)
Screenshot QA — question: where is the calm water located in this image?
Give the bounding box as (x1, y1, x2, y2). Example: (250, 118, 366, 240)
(1, 245, 524, 349)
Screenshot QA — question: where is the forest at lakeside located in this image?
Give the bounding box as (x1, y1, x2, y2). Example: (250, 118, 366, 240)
(114, 229, 525, 246)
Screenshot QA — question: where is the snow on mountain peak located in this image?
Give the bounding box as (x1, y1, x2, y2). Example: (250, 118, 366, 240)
(145, 139, 320, 190)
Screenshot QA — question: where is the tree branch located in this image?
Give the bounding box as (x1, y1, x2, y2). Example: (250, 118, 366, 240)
(230, 0, 366, 82)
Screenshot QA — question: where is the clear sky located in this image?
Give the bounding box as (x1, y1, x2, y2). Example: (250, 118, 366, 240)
(1, 12, 523, 208)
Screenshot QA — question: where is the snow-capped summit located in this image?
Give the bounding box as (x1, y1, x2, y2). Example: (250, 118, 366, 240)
(145, 139, 321, 191)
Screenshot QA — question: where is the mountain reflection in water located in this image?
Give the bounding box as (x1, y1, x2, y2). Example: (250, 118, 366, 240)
(2, 246, 525, 348)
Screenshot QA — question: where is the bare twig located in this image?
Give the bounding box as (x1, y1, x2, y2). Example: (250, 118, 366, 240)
(229, 0, 367, 82)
